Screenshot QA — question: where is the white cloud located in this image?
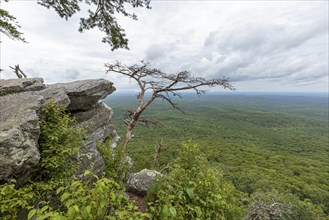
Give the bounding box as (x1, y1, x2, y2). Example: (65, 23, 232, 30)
(0, 1, 328, 92)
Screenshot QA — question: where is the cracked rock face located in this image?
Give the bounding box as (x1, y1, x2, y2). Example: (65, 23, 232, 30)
(0, 78, 118, 185)
(0, 92, 43, 184)
(0, 77, 45, 96)
(126, 169, 163, 196)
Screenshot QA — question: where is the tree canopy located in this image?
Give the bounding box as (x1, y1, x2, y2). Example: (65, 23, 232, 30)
(0, 0, 151, 50)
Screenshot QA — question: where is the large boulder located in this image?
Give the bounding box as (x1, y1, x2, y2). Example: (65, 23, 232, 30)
(0, 92, 43, 185)
(126, 169, 163, 196)
(0, 78, 117, 184)
(0, 78, 45, 96)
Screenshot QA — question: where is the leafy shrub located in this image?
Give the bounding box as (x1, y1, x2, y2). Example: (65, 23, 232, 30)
(0, 179, 33, 220)
(147, 142, 245, 219)
(35, 101, 83, 181)
(97, 139, 130, 184)
(28, 171, 149, 220)
(0, 102, 148, 220)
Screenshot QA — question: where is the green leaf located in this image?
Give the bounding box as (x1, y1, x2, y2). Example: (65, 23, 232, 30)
(28, 209, 37, 220)
(72, 205, 79, 212)
(186, 187, 195, 199)
(56, 186, 65, 195)
(83, 170, 91, 177)
(161, 205, 169, 217)
(169, 206, 177, 217)
(68, 206, 76, 218)
(61, 192, 71, 202)
(40, 205, 49, 213)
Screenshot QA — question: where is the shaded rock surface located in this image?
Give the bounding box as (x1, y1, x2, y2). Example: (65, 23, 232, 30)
(126, 169, 163, 196)
(0, 78, 117, 184)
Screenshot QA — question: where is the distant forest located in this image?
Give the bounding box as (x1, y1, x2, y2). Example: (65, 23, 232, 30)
(104, 92, 329, 215)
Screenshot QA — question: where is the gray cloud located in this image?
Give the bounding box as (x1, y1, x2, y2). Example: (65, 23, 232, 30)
(65, 69, 81, 80)
(1, 1, 327, 92)
(197, 13, 328, 88)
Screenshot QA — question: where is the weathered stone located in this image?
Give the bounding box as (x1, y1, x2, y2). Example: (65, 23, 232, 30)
(0, 92, 43, 184)
(126, 169, 163, 196)
(47, 79, 115, 111)
(0, 78, 118, 184)
(37, 87, 71, 108)
(74, 102, 115, 175)
(0, 78, 45, 96)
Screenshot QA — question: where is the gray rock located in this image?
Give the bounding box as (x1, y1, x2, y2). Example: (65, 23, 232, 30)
(0, 78, 45, 96)
(0, 78, 118, 184)
(126, 169, 163, 196)
(37, 87, 71, 108)
(47, 79, 115, 111)
(74, 102, 115, 175)
(0, 92, 43, 184)
(110, 130, 121, 149)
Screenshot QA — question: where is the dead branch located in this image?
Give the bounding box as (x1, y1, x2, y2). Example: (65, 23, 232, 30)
(153, 139, 167, 169)
(9, 64, 27, 78)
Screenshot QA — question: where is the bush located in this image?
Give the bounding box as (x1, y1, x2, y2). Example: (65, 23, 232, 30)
(147, 142, 245, 219)
(35, 101, 83, 181)
(0, 102, 148, 220)
(28, 171, 149, 220)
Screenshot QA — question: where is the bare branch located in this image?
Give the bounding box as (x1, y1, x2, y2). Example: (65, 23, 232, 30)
(9, 64, 26, 78)
(105, 60, 234, 159)
(158, 93, 185, 114)
(137, 118, 163, 128)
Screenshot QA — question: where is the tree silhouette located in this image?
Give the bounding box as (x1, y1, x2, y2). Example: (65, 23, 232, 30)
(106, 60, 234, 154)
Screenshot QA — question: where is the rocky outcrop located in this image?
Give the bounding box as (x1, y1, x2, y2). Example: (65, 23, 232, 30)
(0, 78, 117, 185)
(0, 92, 43, 184)
(0, 78, 45, 96)
(126, 169, 163, 196)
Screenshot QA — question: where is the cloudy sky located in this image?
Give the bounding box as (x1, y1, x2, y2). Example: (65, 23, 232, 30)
(0, 0, 328, 93)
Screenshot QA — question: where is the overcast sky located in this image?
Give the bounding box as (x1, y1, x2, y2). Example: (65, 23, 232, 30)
(0, 0, 328, 93)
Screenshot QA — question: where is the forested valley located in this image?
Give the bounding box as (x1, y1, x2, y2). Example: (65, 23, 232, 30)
(104, 92, 329, 218)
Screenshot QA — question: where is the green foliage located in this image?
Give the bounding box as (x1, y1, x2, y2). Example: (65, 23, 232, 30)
(1, 0, 150, 49)
(28, 172, 149, 220)
(147, 142, 245, 219)
(104, 93, 329, 216)
(35, 101, 83, 181)
(0, 102, 149, 219)
(0, 179, 32, 220)
(97, 139, 130, 184)
(0, 6, 25, 42)
(247, 190, 329, 220)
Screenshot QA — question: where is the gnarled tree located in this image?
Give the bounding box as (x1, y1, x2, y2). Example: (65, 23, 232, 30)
(106, 61, 234, 154)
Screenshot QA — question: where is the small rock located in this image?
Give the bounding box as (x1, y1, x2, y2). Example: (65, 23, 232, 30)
(126, 169, 163, 196)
